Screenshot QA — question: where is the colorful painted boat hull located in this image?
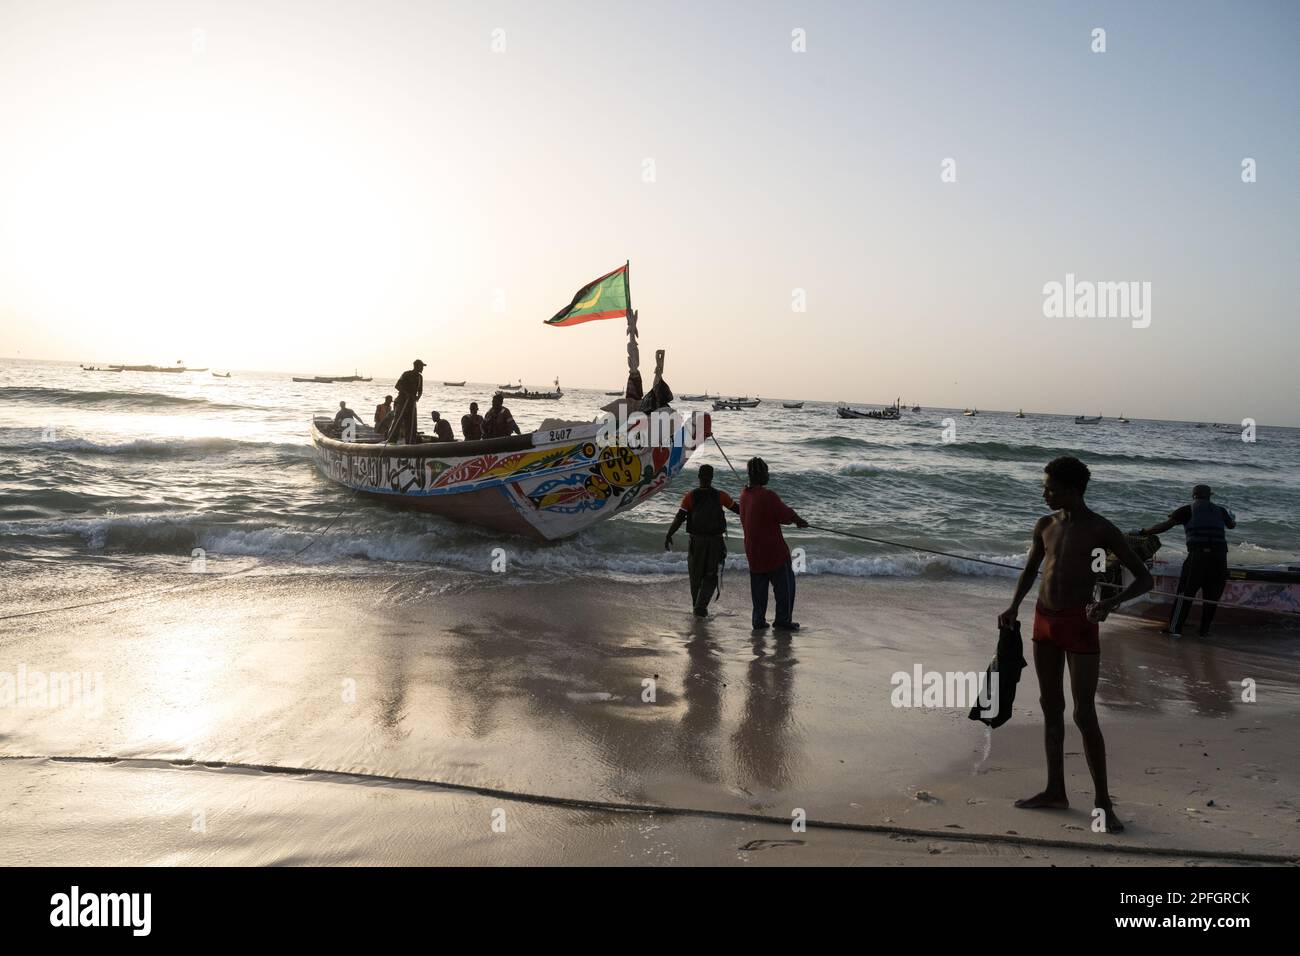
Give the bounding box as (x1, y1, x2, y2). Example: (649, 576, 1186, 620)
(310, 414, 709, 541)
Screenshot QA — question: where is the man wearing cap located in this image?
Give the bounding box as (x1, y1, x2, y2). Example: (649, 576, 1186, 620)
(388, 360, 425, 444)
(1137, 485, 1237, 636)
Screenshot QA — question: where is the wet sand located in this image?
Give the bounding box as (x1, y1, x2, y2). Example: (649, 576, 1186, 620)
(2, 567, 1298, 865)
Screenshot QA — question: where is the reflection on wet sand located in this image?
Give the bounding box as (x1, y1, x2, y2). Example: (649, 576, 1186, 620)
(677, 626, 725, 782)
(731, 633, 799, 792)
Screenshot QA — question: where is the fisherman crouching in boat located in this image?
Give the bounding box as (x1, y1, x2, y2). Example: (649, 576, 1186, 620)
(482, 392, 521, 438)
(386, 359, 425, 443)
(665, 464, 740, 618)
(1135, 484, 1236, 637)
(334, 401, 364, 433)
(426, 410, 455, 442)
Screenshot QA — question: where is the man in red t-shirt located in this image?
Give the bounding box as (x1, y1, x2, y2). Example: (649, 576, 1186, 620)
(665, 464, 739, 617)
(739, 457, 808, 630)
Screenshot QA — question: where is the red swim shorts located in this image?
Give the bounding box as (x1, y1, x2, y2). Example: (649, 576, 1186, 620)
(1032, 601, 1100, 655)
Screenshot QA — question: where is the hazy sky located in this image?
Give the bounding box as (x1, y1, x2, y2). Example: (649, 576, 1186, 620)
(1, 0, 1297, 423)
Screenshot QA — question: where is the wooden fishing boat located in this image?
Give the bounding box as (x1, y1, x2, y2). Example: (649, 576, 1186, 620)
(679, 393, 716, 402)
(1123, 563, 1300, 625)
(712, 400, 746, 411)
(111, 364, 186, 373)
(512, 379, 563, 400)
(1015, 409, 1025, 418)
(1075, 414, 1102, 424)
(838, 405, 899, 420)
(911, 404, 921, 412)
(605, 390, 624, 396)
(81, 365, 123, 372)
(782, 402, 804, 409)
(499, 381, 521, 390)
(212, 371, 232, 378)
(293, 376, 336, 383)
(311, 413, 708, 541)
(443, 381, 466, 387)
(838, 398, 900, 420)
(963, 408, 977, 416)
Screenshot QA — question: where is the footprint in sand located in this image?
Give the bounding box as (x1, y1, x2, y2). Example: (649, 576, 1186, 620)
(738, 839, 804, 852)
(565, 691, 618, 703)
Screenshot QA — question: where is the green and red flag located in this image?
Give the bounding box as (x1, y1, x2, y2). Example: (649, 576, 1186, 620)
(544, 263, 631, 327)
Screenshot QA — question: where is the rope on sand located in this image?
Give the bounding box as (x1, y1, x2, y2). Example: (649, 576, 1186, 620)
(2, 754, 1293, 865)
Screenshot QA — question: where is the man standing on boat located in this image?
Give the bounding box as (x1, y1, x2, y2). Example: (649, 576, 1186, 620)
(665, 464, 740, 618)
(388, 360, 424, 444)
(461, 401, 484, 441)
(482, 392, 521, 439)
(1136, 485, 1236, 636)
(739, 457, 809, 631)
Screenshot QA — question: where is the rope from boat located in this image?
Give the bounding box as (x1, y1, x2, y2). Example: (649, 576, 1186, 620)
(706, 433, 1300, 619)
(3, 754, 1293, 864)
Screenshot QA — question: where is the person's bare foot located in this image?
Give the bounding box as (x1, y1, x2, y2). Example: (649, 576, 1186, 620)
(1014, 791, 1069, 810)
(1096, 804, 1125, 833)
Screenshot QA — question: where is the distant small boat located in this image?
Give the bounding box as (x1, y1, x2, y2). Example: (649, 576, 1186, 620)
(1117, 414, 1129, 423)
(1075, 414, 1102, 424)
(963, 408, 978, 416)
(512, 378, 563, 400)
(81, 365, 122, 372)
(1015, 409, 1025, 418)
(721, 397, 760, 408)
(499, 380, 521, 390)
(838, 405, 900, 421)
(110, 364, 187, 373)
(293, 376, 337, 384)
(679, 392, 717, 402)
(782, 402, 804, 409)
(712, 400, 746, 411)
(443, 381, 466, 387)
(605, 390, 624, 396)
(911, 405, 921, 412)
(212, 371, 232, 378)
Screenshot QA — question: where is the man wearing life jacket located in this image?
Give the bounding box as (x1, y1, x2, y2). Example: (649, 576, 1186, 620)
(388, 360, 425, 444)
(665, 464, 739, 618)
(1138, 485, 1237, 636)
(482, 392, 521, 439)
(739, 457, 809, 631)
(374, 395, 393, 431)
(461, 401, 484, 441)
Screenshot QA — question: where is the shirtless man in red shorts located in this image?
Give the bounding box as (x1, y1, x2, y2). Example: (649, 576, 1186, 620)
(998, 456, 1153, 833)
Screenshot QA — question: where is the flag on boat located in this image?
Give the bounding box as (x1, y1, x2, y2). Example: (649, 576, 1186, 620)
(544, 263, 631, 327)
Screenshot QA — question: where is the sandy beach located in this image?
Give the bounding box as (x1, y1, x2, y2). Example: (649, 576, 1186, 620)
(4, 566, 1297, 866)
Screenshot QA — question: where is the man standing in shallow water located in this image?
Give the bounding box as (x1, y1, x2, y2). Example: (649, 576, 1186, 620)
(998, 456, 1153, 833)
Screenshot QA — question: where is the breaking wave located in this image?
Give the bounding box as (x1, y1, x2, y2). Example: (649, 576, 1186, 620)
(0, 385, 254, 412)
